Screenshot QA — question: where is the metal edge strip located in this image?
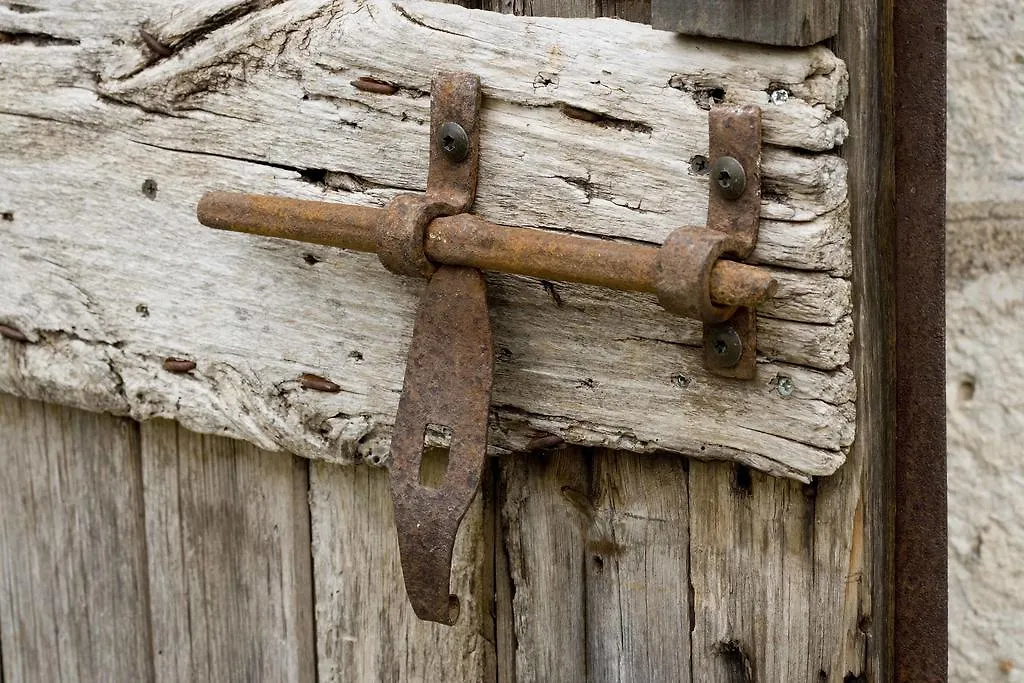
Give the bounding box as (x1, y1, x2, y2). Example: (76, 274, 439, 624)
(892, 1, 948, 679)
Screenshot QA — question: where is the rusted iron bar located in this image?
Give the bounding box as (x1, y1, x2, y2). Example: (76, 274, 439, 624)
(197, 191, 777, 308)
(892, 0, 947, 678)
(199, 192, 380, 252)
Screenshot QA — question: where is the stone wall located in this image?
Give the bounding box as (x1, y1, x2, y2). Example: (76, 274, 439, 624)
(947, 0, 1024, 678)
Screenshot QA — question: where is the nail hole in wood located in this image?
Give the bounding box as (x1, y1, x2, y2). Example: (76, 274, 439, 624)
(732, 464, 753, 496)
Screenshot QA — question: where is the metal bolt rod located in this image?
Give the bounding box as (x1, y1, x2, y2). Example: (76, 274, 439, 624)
(197, 191, 778, 308)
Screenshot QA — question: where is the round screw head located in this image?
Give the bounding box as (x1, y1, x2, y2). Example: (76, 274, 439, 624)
(707, 325, 743, 368)
(438, 121, 469, 163)
(710, 155, 747, 200)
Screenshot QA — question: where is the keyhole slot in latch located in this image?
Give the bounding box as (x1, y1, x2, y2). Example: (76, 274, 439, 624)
(419, 423, 452, 489)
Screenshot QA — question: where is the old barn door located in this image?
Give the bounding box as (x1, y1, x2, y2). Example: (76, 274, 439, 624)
(0, 0, 910, 680)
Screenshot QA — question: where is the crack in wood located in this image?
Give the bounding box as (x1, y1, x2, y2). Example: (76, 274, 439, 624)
(0, 30, 78, 46)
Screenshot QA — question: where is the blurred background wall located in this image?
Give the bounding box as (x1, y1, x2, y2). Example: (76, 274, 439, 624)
(946, 0, 1024, 678)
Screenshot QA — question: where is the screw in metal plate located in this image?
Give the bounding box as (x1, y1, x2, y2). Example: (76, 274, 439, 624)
(438, 121, 469, 163)
(710, 155, 746, 200)
(707, 325, 743, 368)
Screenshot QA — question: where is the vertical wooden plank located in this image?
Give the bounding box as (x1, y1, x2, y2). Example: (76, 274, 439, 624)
(498, 449, 692, 682)
(688, 458, 866, 682)
(585, 451, 691, 683)
(493, 458, 518, 682)
(689, 462, 814, 682)
(140, 420, 316, 683)
(0, 394, 154, 682)
(499, 450, 589, 682)
(309, 461, 494, 683)
(832, 0, 894, 678)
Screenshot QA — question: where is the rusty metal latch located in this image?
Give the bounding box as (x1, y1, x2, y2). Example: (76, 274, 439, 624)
(195, 72, 772, 625)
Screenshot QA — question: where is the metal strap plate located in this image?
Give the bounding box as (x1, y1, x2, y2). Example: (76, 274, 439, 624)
(388, 266, 493, 624)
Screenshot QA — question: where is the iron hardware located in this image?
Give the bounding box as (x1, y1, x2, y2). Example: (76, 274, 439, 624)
(195, 72, 772, 625)
(198, 193, 775, 311)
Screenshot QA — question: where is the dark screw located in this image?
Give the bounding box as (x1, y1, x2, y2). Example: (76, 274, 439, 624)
(707, 325, 743, 368)
(438, 121, 469, 162)
(710, 156, 746, 200)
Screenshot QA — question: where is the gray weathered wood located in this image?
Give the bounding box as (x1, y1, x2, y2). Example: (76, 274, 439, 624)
(308, 461, 494, 682)
(688, 458, 867, 682)
(497, 449, 691, 682)
(0, 1, 891, 682)
(831, 0, 893, 676)
(585, 451, 691, 682)
(0, 0, 854, 480)
(140, 419, 316, 683)
(689, 462, 814, 681)
(0, 393, 154, 682)
(499, 451, 589, 682)
(651, 0, 841, 47)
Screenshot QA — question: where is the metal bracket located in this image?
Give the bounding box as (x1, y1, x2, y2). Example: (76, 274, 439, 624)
(703, 106, 762, 379)
(380, 73, 491, 625)
(194, 74, 771, 624)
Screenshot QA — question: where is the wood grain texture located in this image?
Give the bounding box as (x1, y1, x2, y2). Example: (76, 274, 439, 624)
(0, 0, 854, 479)
(499, 451, 588, 682)
(584, 451, 691, 683)
(651, 0, 841, 47)
(308, 461, 494, 683)
(0, 393, 154, 683)
(687, 458, 867, 683)
(497, 449, 691, 682)
(140, 419, 316, 683)
(831, 0, 895, 676)
(689, 462, 816, 682)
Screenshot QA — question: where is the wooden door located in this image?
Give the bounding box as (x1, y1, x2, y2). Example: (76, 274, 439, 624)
(0, 0, 901, 680)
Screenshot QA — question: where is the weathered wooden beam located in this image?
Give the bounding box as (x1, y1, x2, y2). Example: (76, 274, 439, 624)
(651, 0, 841, 47)
(0, 0, 853, 479)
